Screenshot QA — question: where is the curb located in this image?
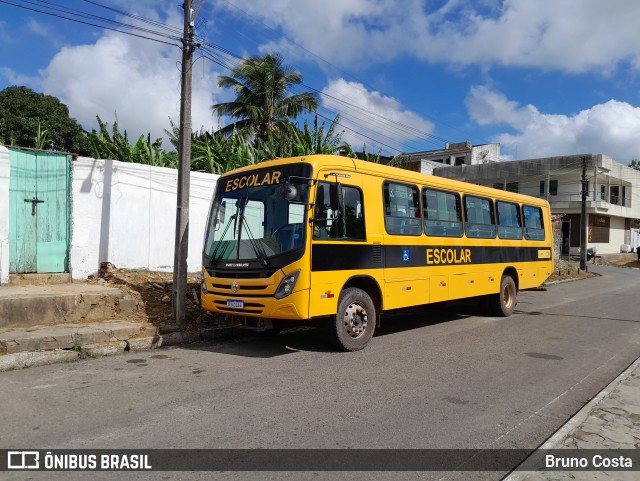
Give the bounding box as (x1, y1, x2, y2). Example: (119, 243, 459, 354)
(543, 272, 600, 286)
(160, 326, 241, 346)
(504, 356, 640, 480)
(538, 356, 640, 450)
(0, 323, 242, 372)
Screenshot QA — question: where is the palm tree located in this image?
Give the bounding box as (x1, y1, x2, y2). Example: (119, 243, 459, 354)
(212, 53, 319, 141)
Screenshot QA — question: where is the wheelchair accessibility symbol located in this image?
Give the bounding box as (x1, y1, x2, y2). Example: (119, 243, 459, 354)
(402, 249, 410, 262)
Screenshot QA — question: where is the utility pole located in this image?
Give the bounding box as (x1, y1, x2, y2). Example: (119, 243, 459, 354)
(172, 0, 196, 329)
(580, 155, 587, 271)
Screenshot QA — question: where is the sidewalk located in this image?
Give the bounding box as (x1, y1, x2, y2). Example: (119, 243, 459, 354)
(0, 280, 238, 372)
(506, 357, 640, 480)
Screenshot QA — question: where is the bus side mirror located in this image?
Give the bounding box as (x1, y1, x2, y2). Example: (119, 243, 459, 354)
(280, 181, 298, 202)
(330, 182, 344, 212)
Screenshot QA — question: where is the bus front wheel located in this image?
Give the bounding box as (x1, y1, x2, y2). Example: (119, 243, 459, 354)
(326, 288, 376, 351)
(490, 275, 517, 317)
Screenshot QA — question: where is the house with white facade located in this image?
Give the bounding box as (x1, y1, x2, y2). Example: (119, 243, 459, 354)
(407, 149, 640, 255)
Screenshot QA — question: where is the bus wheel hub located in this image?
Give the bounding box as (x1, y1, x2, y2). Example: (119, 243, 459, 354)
(344, 303, 367, 338)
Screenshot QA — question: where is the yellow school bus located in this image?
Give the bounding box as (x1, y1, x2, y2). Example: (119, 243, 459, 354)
(201, 154, 553, 351)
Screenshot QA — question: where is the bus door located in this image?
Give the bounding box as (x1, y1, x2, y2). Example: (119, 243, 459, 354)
(308, 171, 367, 318)
(382, 181, 430, 310)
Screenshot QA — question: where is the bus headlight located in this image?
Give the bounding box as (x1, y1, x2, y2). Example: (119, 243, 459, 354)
(275, 270, 300, 299)
(201, 276, 208, 295)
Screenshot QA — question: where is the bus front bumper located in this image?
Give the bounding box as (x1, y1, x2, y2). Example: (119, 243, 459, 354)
(200, 288, 310, 321)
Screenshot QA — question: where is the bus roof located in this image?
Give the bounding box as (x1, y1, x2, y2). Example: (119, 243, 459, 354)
(219, 154, 550, 208)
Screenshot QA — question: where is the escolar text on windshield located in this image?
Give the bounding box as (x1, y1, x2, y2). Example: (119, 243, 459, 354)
(225, 171, 282, 192)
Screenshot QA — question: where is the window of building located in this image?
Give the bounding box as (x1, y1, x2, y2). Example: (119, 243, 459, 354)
(422, 188, 463, 237)
(493, 182, 519, 193)
(610, 185, 619, 205)
(522, 205, 545, 240)
(539, 179, 558, 196)
(455, 156, 465, 166)
(383, 182, 421, 235)
(464, 195, 496, 238)
(313, 182, 365, 240)
(496, 201, 522, 239)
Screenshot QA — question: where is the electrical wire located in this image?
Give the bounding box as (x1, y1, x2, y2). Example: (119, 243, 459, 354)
(1, 0, 182, 45)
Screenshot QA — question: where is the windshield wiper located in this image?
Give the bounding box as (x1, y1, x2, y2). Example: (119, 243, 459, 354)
(240, 215, 268, 266)
(209, 213, 236, 265)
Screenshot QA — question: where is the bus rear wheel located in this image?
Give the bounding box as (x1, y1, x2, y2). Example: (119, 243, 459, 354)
(490, 275, 517, 317)
(326, 288, 376, 351)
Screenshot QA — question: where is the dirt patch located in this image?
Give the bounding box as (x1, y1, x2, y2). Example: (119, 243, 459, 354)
(87, 263, 228, 331)
(600, 258, 640, 269)
(546, 260, 595, 284)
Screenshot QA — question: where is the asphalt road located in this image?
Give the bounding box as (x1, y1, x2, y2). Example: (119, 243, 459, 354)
(2, 264, 640, 481)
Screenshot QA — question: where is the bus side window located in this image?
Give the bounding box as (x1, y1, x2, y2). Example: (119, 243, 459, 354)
(523, 205, 545, 240)
(314, 182, 365, 241)
(464, 195, 496, 238)
(496, 200, 523, 239)
(383, 182, 421, 236)
(423, 188, 463, 237)
(313, 183, 332, 239)
(343, 187, 365, 240)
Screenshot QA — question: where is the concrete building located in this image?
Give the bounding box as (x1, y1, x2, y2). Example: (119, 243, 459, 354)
(418, 153, 640, 255)
(405, 141, 501, 175)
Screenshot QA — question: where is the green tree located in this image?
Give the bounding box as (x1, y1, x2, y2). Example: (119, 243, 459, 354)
(170, 114, 345, 174)
(341, 142, 408, 167)
(291, 115, 344, 156)
(0, 86, 89, 153)
(86, 116, 176, 167)
(212, 53, 319, 141)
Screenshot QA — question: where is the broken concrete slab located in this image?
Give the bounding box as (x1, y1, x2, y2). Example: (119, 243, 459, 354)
(0, 350, 80, 372)
(81, 341, 128, 358)
(126, 336, 163, 352)
(0, 320, 158, 356)
(0, 283, 143, 329)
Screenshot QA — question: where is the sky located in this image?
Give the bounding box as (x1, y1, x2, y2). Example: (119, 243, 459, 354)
(2, 0, 640, 163)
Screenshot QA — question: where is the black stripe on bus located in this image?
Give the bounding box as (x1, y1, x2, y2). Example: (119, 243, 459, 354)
(311, 244, 550, 272)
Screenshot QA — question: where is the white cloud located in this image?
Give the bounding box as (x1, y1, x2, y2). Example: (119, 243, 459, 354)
(40, 32, 220, 150)
(27, 19, 51, 38)
(321, 79, 434, 153)
(0, 68, 39, 87)
(466, 86, 640, 161)
(218, 0, 640, 74)
(0, 20, 11, 44)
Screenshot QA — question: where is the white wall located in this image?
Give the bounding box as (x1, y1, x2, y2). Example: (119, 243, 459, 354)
(0, 146, 10, 285)
(605, 216, 627, 254)
(70, 157, 218, 280)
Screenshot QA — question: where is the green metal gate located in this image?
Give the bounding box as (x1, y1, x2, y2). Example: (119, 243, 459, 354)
(9, 148, 70, 273)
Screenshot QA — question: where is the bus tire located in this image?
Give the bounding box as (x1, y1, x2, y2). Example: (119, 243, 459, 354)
(326, 288, 376, 351)
(490, 275, 517, 317)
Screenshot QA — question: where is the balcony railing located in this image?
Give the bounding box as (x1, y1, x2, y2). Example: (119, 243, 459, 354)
(545, 193, 631, 208)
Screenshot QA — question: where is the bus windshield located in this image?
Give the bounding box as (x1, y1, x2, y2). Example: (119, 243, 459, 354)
(204, 164, 311, 267)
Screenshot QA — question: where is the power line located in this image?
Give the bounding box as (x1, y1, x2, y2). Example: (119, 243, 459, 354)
(1, 0, 182, 45)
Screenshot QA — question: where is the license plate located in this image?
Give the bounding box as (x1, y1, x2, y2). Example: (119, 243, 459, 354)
(227, 299, 244, 309)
